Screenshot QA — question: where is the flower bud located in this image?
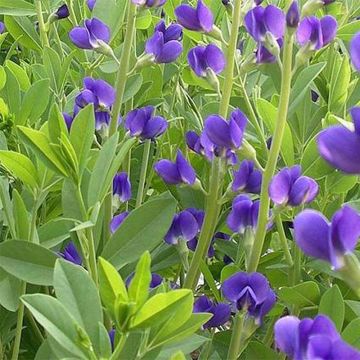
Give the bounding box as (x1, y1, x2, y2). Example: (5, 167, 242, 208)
(302, 0, 324, 17)
(286, 1, 300, 29)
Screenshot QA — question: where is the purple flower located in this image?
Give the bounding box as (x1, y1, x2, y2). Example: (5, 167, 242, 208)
(269, 165, 318, 207)
(113, 172, 132, 203)
(317, 107, 360, 174)
(63, 112, 74, 130)
(227, 195, 260, 234)
(125, 106, 167, 140)
(175, 0, 214, 33)
(323, 0, 335, 4)
(0, 22, 5, 34)
(297, 16, 337, 50)
(188, 44, 225, 77)
(87, 0, 96, 10)
(350, 32, 360, 72)
(193, 296, 231, 329)
(164, 210, 200, 245)
(294, 206, 360, 269)
(244, 5, 285, 43)
(126, 272, 163, 289)
(55, 4, 70, 20)
(145, 21, 183, 64)
(275, 315, 360, 360)
(256, 40, 282, 64)
(69, 18, 110, 50)
(232, 160, 262, 194)
(110, 212, 129, 233)
(286, 1, 300, 28)
(132, 0, 166, 7)
(154, 150, 196, 186)
(108, 329, 115, 352)
(186, 131, 205, 155)
(222, 272, 276, 325)
(202, 109, 248, 154)
(59, 242, 82, 265)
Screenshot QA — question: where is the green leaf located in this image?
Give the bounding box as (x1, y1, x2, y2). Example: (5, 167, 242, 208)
(48, 103, 68, 144)
(38, 218, 73, 248)
(343, 318, 360, 350)
(278, 281, 320, 308)
(0, 150, 39, 189)
(338, 20, 360, 41)
(12, 189, 30, 241)
(0, 267, 22, 311)
(0, 177, 15, 237)
(256, 99, 294, 165)
(128, 251, 151, 309)
(0, 240, 57, 285)
(22, 294, 89, 358)
(318, 285, 344, 331)
(131, 289, 193, 329)
(69, 105, 95, 176)
(123, 74, 143, 103)
(325, 171, 357, 194)
(5, 60, 30, 91)
(17, 126, 68, 176)
(0, 0, 36, 16)
(135, 10, 153, 30)
(245, 341, 279, 360)
(54, 259, 103, 356)
(170, 351, 186, 360)
(3, 67, 20, 114)
(101, 192, 177, 269)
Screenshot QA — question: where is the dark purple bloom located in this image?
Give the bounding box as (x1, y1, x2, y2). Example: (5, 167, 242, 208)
(63, 112, 74, 130)
(222, 272, 276, 325)
(317, 107, 360, 174)
(175, 0, 214, 33)
(164, 210, 200, 245)
(244, 5, 285, 43)
(113, 172, 132, 203)
(126, 272, 163, 289)
(69, 17, 110, 50)
(125, 106, 167, 140)
(294, 206, 360, 269)
(188, 44, 226, 77)
(202, 108, 248, 153)
(87, 0, 96, 10)
(297, 16, 337, 50)
(0, 22, 5, 34)
(59, 242, 82, 265)
(269, 165, 318, 207)
(350, 32, 360, 72)
(193, 296, 231, 329)
(55, 4, 69, 19)
(154, 150, 196, 186)
(275, 315, 360, 360)
(256, 41, 282, 63)
(132, 0, 166, 7)
(323, 0, 335, 4)
(232, 160, 262, 194)
(254, 0, 263, 4)
(227, 195, 260, 234)
(186, 131, 205, 155)
(286, 1, 300, 28)
(145, 21, 183, 64)
(110, 212, 129, 233)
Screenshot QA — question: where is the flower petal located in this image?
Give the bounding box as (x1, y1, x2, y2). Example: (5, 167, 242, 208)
(156, 40, 183, 63)
(350, 32, 360, 72)
(69, 27, 92, 49)
(176, 150, 196, 185)
(154, 159, 181, 184)
(222, 272, 249, 302)
(320, 15, 337, 47)
(175, 4, 200, 31)
(264, 5, 285, 40)
(274, 316, 300, 358)
(197, 0, 214, 33)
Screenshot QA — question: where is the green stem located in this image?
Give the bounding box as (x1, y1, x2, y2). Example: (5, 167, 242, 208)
(110, 332, 128, 360)
(135, 140, 151, 208)
(275, 214, 293, 267)
(247, 30, 294, 273)
(11, 282, 26, 360)
(227, 312, 245, 360)
(184, 0, 243, 290)
(66, 0, 78, 26)
(35, 0, 50, 47)
(291, 244, 302, 286)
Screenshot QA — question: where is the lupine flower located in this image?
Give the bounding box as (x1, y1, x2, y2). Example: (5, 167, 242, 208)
(125, 106, 167, 140)
(87, 0, 96, 10)
(75, 77, 116, 130)
(227, 195, 260, 234)
(269, 165, 318, 207)
(188, 44, 226, 77)
(154, 150, 196, 185)
(0, 22, 5, 34)
(145, 21, 183, 64)
(59, 242, 82, 265)
(193, 296, 231, 329)
(275, 315, 360, 360)
(202, 109, 248, 153)
(164, 210, 200, 245)
(55, 4, 70, 20)
(317, 107, 360, 173)
(175, 0, 214, 33)
(286, 1, 300, 28)
(113, 172, 132, 203)
(222, 272, 276, 325)
(244, 5, 285, 43)
(294, 206, 360, 269)
(126, 272, 163, 289)
(350, 32, 360, 72)
(132, 0, 166, 7)
(69, 18, 110, 50)
(63, 112, 74, 130)
(110, 212, 129, 233)
(297, 16, 337, 50)
(188, 232, 230, 258)
(232, 160, 262, 194)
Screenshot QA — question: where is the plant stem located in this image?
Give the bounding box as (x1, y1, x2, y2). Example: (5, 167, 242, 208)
(184, 0, 243, 290)
(291, 244, 302, 286)
(247, 30, 294, 273)
(275, 214, 293, 267)
(35, 0, 50, 47)
(227, 312, 245, 360)
(11, 282, 26, 360)
(135, 140, 151, 208)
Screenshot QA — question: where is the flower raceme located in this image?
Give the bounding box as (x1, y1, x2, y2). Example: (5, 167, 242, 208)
(269, 165, 318, 207)
(317, 107, 360, 174)
(294, 206, 360, 269)
(275, 315, 360, 360)
(222, 272, 276, 325)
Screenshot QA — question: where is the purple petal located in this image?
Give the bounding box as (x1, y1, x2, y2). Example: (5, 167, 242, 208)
(204, 44, 226, 74)
(145, 31, 164, 57)
(141, 116, 168, 139)
(288, 176, 318, 206)
(178, 211, 199, 241)
(264, 5, 285, 39)
(110, 212, 129, 233)
(175, 5, 201, 31)
(320, 15, 337, 47)
(154, 160, 181, 184)
(188, 46, 207, 77)
(156, 40, 183, 63)
(176, 150, 196, 185)
(274, 316, 300, 358)
(193, 295, 212, 313)
(350, 32, 360, 72)
(91, 79, 116, 108)
(69, 27, 92, 49)
(204, 115, 231, 148)
(232, 160, 251, 192)
(227, 196, 253, 233)
(222, 272, 249, 302)
(205, 303, 231, 328)
(164, 23, 183, 42)
(248, 272, 270, 304)
(269, 168, 292, 205)
(88, 17, 110, 43)
(351, 107, 360, 135)
(245, 6, 266, 42)
(197, 0, 214, 33)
